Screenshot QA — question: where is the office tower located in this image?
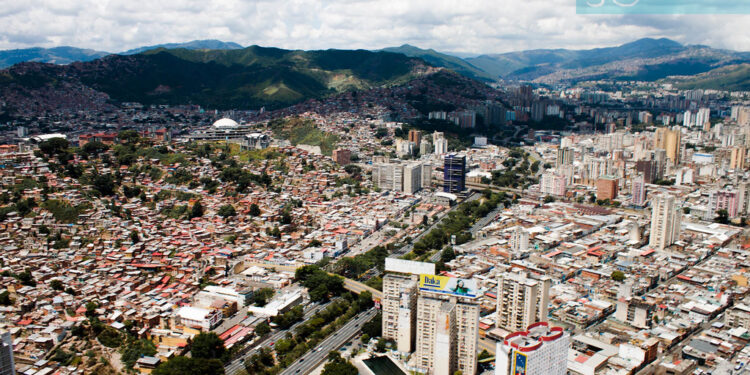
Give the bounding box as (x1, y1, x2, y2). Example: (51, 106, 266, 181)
(434, 138, 448, 155)
(649, 194, 682, 250)
(331, 148, 351, 165)
(382, 274, 418, 353)
(0, 332, 15, 375)
(403, 162, 423, 195)
(596, 176, 619, 201)
(632, 174, 647, 207)
(731, 146, 746, 170)
(495, 322, 569, 375)
(510, 226, 529, 254)
(653, 128, 682, 164)
(496, 271, 549, 332)
(555, 147, 574, 168)
(443, 154, 465, 193)
(540, 173, 566, 197)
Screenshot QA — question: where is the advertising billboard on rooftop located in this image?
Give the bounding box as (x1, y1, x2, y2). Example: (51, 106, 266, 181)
(418, 274, 478, 298)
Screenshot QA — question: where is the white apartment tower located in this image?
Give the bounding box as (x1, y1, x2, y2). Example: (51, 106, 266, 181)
(382, 274, 419, 353)
(497, 271, 550, 332)
(649, 194, 682, 250)
(415, 294, 479, 375)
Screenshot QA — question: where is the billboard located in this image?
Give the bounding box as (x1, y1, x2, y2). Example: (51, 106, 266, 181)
(511, 351, 527, 375)
(385, 258, 435, 275)
(418, 274, 478, 298)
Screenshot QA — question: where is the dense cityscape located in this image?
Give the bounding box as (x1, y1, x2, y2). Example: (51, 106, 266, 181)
(2, 2, 750, 375)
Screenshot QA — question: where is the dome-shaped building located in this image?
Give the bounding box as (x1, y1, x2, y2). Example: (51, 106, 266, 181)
(212, 118, 239, 129)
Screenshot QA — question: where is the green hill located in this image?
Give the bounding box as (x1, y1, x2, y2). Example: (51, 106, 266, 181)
(668, 63, 750, 91)
(381, 44, 493, 81)
(0, 46, 427, 110)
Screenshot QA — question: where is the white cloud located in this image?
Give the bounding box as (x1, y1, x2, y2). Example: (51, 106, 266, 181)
(0, 0, 749, 53)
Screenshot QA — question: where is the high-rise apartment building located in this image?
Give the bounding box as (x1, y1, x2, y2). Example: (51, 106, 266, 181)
(509, 226, 529, 254)
(631, 174, 647, 207)
(0, 332, 15, 375)
(496, 271, 550, 332)
(495, 322, 569, 375)
(403, 162, 423, 195)
(540, 173, 567, 197)
(649, 194, 682, 250)
(731, 146, 746, 170)
(415, 292, 479, 375)
(443, 154, 466, 193)
(653, 128, 682, 164)
(434, 138, 448, 155)
(596, 176, 619, 201)
(408, 129, 422, 145)
(556, 147, 574, 168)
(382, 273, 419, 353)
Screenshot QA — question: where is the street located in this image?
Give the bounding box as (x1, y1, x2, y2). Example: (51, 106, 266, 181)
(224, 300, 333, 375)
(280, 308, 378, 375)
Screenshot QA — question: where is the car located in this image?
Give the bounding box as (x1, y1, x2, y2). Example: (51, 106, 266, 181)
(270, 341, 275, 346)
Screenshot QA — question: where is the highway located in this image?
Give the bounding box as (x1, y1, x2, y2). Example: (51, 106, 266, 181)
(429, 203, 503, 263)
(280, 308, 378, 375)
(224, 300, 333, 375)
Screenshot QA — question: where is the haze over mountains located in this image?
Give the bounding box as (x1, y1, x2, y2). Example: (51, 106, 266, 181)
(3, 38, 748, 89)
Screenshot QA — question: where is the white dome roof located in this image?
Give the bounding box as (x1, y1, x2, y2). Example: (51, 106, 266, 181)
(212, 118, 239, 128)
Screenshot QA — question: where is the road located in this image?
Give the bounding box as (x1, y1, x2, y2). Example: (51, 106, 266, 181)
(280, 308, 378, 375)
(224, 300, 333, 375)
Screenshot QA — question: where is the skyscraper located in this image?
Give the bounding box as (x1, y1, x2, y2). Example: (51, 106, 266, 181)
(0, 331, 15, 375)
(731, 146, 746, 170)
(443, 154, 466, 193)
(495, 322, 569, 375)
(496, 271, 550, 332)
(649, 194, 682, 250)
(403, 162, 423, 195)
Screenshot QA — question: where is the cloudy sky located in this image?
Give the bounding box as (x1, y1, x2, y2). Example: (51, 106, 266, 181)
(2, 0, 750, 54)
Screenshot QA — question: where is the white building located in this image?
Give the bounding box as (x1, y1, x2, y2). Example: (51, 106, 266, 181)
(649, 194, 681, 250)
(176, 306, 222, 331)
(382, 273, 419, 353)
(497, 271, 550, 332)
(496, 322, 569, 375)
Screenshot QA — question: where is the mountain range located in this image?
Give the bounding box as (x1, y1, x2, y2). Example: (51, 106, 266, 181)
(0, 46, 429, 113)
(0, 39, 243, 69)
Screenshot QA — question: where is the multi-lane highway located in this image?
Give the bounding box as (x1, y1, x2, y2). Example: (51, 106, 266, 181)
(280, 308, 378, 375)
(224, 300, 333, 375)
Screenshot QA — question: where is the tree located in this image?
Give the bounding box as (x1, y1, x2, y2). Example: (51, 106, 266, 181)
(191, 332, 226, 360)
(0, 291, 12, 306)
(153, 356, 225, 375)
(255, 322, 271, 336)
(81, 141, 109, 156)
(611, 270, 626, 282)
(130, 230, 140, 244)
(249, 203, 261, 217)
(360, 334, 370, 343)
(118, 130, 140, 144)
(190, 201, 204, 219)
(321, 352, 357, 375)
(38, 138, 70, 156)
(50, 279, 64, 291)
(121, 339, 157, 369)
(217, 205, 236, 218)
(91, 174, 116, 196)
(715, 209, 730, 225)
(683, 207, 691, 215)
(544, 195, 555, 203)
(251, 288, 275, 307)
(85, 301, 98, 317)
